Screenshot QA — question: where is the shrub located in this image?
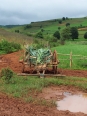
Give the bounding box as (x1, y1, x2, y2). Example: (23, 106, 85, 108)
(66, 23, 70, 27)
(15, 30, 19, 33)
(25, 32, 33, 36)
(0, 39, 21, 54)
(35, 31, 43, 38)
(58, 27, 61, 30)
(33, 39, 45, 49)
(48, 37, 59, 47)
(0, 68, 14, 83)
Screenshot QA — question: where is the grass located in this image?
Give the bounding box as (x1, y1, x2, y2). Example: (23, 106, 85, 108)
(52, 41, 87, 69)
(0, 72, 87, 107)
(0, 28, 33, 45)
(0, 74, 87, 108)
(0, 75, 87, 98)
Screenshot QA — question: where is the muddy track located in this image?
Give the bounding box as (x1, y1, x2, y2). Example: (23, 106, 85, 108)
(0, 50, 87, 77)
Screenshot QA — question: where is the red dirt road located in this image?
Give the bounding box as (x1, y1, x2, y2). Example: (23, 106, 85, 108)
(0, 51, 87, 116)
(0, 50, 87, 77)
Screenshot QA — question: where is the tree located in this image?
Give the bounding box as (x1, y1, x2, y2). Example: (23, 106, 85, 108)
(58, 27, 61, 30)
(61, 27, 71, 41)
(60, 27, 71, 44)
(53, 31, 60, 39)
(84, 32, 87, 39)
(66, 17, 69, 20)
(66, 23, 70, 27)
(24, 25, 32, 30)
(58, 20, 62, 24)
(62, 17, 65, 21)
(70, 27, 79, 40)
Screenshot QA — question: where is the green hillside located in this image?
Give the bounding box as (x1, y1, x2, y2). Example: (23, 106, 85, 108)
(1, 16, 87, 49)
(0, 28, 33, 45)
(0, 17, 87, 69)
(4, 17, 87, 39)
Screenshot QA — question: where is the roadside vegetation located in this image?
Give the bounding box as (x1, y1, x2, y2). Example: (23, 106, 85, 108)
(0, 28, 33, 45)
(0, 39, 21, 54)
(0, 72, 87, 105)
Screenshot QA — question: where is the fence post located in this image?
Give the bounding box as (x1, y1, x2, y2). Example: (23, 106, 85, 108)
(70, 51, 72, 68)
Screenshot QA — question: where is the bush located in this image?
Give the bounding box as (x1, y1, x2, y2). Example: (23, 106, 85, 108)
(35, 31, 43, 38)
(0, 68, 14, 83)
(0, 39, 21, 54)
(66, 23, 70, 27)
(15, 30, 19, 33)
(33, 39, 45, 49)
(25, 32, 33, 36)
(58, 27, 61, 30)
(48, 37, 60, 47)
(49, 41, 59, 47)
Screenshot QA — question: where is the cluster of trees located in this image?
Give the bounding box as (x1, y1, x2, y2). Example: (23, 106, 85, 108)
(24, 24, 32, 30)
(53, 27, 79, 41)
(58, 17, 69, 24)
(24, 16, 87, 45)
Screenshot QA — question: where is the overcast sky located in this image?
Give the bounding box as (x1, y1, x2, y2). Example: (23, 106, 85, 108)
(0, 0, 87, 25)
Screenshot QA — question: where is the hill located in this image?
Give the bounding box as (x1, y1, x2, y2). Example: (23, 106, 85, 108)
(3, 17, 87, 39)
(0, 28, 33, 44)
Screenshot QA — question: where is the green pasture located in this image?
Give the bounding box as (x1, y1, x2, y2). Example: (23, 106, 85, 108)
(52, 42, 87, 69)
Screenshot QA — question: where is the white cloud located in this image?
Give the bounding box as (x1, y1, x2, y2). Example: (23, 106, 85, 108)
(0, 0, 87, 25)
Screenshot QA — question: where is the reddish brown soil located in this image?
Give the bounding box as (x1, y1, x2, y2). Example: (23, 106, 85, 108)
(0, 51, 87, 116)
(0, 50, 87, 77)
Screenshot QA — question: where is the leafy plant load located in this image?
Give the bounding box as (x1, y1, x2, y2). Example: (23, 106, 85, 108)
(25, 46, 52, 65)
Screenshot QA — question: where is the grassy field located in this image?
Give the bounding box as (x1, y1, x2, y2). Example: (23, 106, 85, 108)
(52, 41, 87, 69)
(0, 28, 33, 45)
(0, 75, 87, 103)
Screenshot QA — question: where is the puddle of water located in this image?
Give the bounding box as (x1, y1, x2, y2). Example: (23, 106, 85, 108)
(56, 92, 87, 114)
